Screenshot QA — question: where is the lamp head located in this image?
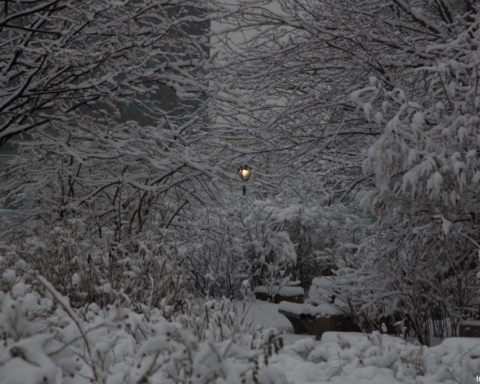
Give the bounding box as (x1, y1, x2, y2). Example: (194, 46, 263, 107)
(238, 166, 250, 181)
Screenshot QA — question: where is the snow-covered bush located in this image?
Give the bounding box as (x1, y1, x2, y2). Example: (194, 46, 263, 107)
(317, 227, 479, 344)
(278, 331, 480, 383)
(0, 226, 190, 313)
(0, 185, 357, 305)
(0, 0, 236, 306)
(331, 3, 480, 345)
(280, 202, 364, 290)
(0, 272, 285, 384)
(0, 190, 360, 310)
(190, 197, 363, 301)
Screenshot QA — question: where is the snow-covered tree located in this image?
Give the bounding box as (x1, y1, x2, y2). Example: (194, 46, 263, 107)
(353, 3, 480, 343)
(283, 0, 480, 343)
(212, 0, 477, 201)
(0, 0, 230, 232)
(0, 0, 242, 302)
(0, 1, 227, 147)
(209, 0, 480, 343)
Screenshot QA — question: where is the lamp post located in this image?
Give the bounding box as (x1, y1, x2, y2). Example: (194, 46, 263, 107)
(238, 166, 250, 196)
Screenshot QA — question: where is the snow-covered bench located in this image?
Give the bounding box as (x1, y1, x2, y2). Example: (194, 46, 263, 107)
(254, 285, 304, 304)
(278, 276, 360, 339)
(459, 321, 480, 337)
(278, 301, 360, 339)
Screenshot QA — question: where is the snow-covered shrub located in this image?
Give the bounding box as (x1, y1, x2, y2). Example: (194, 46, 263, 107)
(0, 0, 240, 305)
(195, 198, 362, 301)
(0, 226, 189, 314)
(312, 241, 402, 333)
(278, 331, 480, 383)
(0, 273, 284, 384)
(168, 199, 297, 301)
(335, 4, 480, 345)
(314, 232, 479, 344)
(280, 202, 363, 291)
(1, 186, 356, 304)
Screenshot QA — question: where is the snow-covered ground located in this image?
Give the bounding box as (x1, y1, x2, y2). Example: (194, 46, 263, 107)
(2, 288, 480, 384)
(242, 299, 480, 384)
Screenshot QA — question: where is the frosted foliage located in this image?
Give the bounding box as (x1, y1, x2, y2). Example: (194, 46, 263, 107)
(0, 194, 358, 307)
(213, 0, 480, 226)
(355, 6, 480, 218)
(0, 230, 192, 311)
(2, 269, 16, 284)
(0, 278, 283, 384)
(338, 1, 480, 346)
(0, 0, 234, 146)
(230, 199, 360, 298)
(209, 0, 480, 347)
(0, 0, 246, 309)
(297, 332, 480, 383)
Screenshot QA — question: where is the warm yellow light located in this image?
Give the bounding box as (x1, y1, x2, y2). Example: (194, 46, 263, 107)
(238, 166, 251, 181)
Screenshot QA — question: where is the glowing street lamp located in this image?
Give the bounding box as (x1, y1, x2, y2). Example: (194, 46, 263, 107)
(238, 166, 250, 181)
(238, 166, 250, 196)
